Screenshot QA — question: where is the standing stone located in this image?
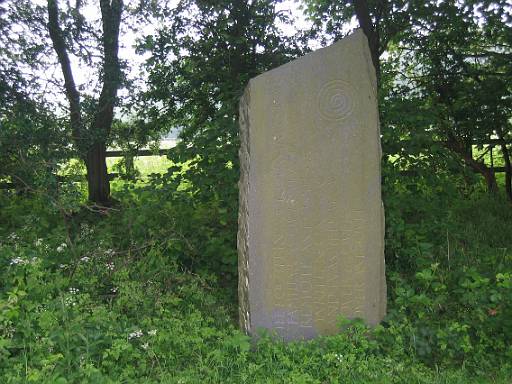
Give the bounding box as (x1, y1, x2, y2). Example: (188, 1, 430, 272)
(238, 29, 386, 341)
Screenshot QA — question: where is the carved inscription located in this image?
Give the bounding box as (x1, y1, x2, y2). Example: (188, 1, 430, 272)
(238, 30, 386, 340)
(317, 80, 355, 121)
(268, 114, 369, 336)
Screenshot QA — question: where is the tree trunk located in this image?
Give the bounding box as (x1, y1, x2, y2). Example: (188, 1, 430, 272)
(445, 135, 498, 194)
(47, 0, 83, 146)
(353, 0, 380, 83)
(86, 142, 110, 206)
(481, 165, 499, 194)
(124, 152, 136, 180)
(465, 154, 498, 194)
(48, 0, 122, 206)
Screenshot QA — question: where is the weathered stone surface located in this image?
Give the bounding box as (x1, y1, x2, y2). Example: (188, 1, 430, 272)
(238, 29, 386, 341)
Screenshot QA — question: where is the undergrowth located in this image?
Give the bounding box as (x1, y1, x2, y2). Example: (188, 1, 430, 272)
(0, 174, 511, 383)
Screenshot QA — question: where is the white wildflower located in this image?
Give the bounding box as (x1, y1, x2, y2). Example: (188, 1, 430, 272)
(148, 329, 157, 336)
(80, 256, 90, 262)
(64, 297, 76, 307)
(57, 243, 67, 253)
(35, 238, 43, 247)
(106, 262, 115, 271)
(10, 257, 22, 265)
(69, 287, 80, 294)
(10, 257, 28, 266)
(141, 342, 149, 350)
(110, 287, 118, 293)
(128, 330, 143, 340)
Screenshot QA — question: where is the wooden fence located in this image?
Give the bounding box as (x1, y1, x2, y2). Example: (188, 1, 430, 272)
(1, 141, 509, 189)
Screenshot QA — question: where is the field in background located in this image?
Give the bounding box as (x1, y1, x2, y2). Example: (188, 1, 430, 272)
(106, 155, 173, 177)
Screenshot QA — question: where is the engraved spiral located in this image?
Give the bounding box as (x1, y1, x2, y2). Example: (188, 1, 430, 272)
(317, 80, 354, 120)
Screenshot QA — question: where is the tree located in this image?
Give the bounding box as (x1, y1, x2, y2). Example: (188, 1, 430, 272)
(140, 0, 299, 208)
(393, 1, 512, 198)
(136, 0, 300, 273)
(303, 0, 411, 83)
(304, 0, 512, 199)
(0, 86, 70, 195)
(0, 1, 72, 194)
(47, 0, 123, 205)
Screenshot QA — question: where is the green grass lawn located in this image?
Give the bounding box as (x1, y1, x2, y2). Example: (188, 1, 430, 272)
(107, 155, 174, 177)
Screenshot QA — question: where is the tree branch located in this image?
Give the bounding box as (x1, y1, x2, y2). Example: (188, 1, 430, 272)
(352, 0, 380, 81)
(47, 0, 83, 148)
(92, 0, 123, 139)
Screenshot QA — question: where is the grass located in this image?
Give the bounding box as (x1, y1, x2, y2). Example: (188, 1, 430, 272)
(106, 155, 174, 177)
(61, 155, 174, 179)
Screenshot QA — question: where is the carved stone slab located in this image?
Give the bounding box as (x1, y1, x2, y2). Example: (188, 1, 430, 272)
(238, 29, 386, 340)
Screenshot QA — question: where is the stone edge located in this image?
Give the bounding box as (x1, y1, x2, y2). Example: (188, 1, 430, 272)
(237, 82, 251, 335)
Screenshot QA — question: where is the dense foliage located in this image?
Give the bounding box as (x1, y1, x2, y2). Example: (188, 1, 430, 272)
(138, 0, 301, 231)
(1, 175, 511, 382)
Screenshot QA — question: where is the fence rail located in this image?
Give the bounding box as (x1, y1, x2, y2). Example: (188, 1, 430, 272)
(106, 149, 169, 157)
(1, 141, 509, 190)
